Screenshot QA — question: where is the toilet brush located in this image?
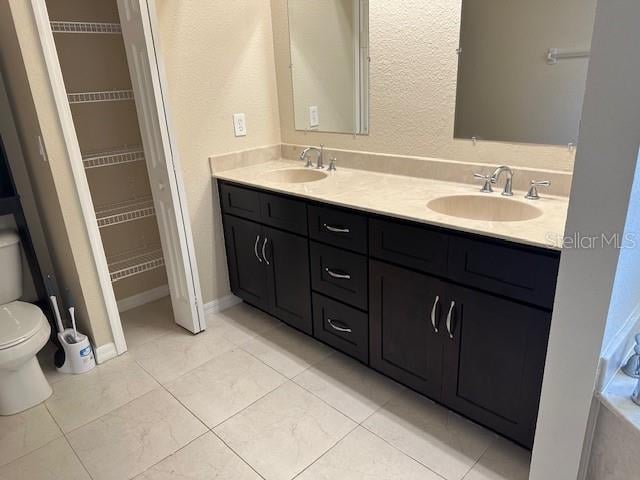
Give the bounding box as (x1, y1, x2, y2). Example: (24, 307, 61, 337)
(69, 306, 79, 342)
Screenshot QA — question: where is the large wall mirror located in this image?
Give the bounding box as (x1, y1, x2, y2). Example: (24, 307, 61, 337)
(454, 0, 597, 146)
(287, 0, 369, 135)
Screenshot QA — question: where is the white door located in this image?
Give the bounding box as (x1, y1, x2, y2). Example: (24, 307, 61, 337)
(117, 0, 205, 333)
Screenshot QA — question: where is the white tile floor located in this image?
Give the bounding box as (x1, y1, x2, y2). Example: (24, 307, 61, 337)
(0, 298, 532, 480)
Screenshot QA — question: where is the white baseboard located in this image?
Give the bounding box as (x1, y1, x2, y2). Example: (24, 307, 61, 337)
(117, 285, 170, 313)
(204, 294, 242, 316)
(94, 342, 118, 364)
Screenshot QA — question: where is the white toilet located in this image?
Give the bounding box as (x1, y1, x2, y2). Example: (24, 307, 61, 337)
(0, 230, 52, 415)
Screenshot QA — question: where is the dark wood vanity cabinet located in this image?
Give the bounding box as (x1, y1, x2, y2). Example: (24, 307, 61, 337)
(222, 213, 312, 334)
(441, 284, 551, 447)
(369, 261, 444, 400)
(218, 180, 560, 449)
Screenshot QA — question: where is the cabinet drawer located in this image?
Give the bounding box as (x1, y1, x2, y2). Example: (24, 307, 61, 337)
(259, 192, 307, 235)
(313, 293, 368, 363)
(308, 205, 367, 253)
(219, 182, 261, 222)
(310, 242, 368, 310)
(448, 237, 560, 309)
(370, 218, 448, 276)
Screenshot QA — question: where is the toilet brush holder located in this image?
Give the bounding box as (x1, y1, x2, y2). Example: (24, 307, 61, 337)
(56, 328, 96, 374)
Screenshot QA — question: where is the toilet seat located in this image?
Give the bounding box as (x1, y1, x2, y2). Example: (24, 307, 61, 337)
(0, 301, 48, 350)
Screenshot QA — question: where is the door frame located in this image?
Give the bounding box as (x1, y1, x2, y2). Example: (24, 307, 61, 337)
(29, 0, 205, 360)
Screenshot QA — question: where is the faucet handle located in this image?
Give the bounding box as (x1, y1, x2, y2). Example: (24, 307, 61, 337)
(525, 180, 551, 200)
(622, 334, 640, 378)
(328, 157, 337, 171)
(474, 173, 493, 193)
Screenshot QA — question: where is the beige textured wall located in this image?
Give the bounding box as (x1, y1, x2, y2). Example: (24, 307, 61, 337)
(271, 0, 576, 172)
(0, 0, 113, 348)
(289, 0, 355, 132)
(155, 0, 281, 303)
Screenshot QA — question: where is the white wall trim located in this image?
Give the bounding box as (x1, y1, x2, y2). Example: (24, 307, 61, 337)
(117, 285, 169, 313)
(93, 342, 118, 364)
(204, 294, 242, 317)
(29, 0, 127, 355)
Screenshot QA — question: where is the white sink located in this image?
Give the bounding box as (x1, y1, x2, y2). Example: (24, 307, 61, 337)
(263, 168, 328, 184)
(427, 195, 543, 222)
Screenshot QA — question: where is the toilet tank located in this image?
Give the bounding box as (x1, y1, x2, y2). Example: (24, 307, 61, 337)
(0, 231, 22, 304)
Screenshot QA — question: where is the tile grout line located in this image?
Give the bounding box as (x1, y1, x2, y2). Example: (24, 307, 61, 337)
(132, 331, 463, 480)
(459, 435, 499, 480)
(0, 434, 62, 472)
(54, 368, 163, 436)
(134, 348, 274, 479)
(134, 429, 211, 478)
(359, 422, 455, 480)
(43, 402, 95, 480)
(210, 430, 268, 480)
(290, 419, 362, 480)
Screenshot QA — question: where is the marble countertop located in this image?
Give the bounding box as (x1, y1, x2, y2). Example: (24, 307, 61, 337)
(213, 159, 569, 250)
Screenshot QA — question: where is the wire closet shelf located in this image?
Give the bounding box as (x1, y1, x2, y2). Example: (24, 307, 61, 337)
(108, 246, 164, 283)
(95, 197, 155, 228)
(82, 146, 145, 169)
(50, 21, 122, 34)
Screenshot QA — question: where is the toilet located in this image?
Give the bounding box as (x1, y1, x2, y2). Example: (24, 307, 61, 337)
(0, 230, 52, 415)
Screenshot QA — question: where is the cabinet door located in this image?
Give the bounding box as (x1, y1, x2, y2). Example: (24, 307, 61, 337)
(263, 226, 312, 334)
(369, 260, 444, 400)
(222, 215, 269, 310)
(442, 285, 551, 448)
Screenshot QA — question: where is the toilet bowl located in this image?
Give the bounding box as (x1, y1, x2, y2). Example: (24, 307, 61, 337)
(0, 302, 52, 415)
(0, 231, 52, 415)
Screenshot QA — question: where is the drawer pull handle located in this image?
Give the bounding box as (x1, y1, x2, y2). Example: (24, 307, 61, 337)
(430, 295, 440, 333)
(324, 224, 350, 234)
(254, 235, 262, 263)
(325, 268, 351, 280)
(262, 237, 270, 265)
(446, 301, 456, 339)
(327, 318, 352, 333)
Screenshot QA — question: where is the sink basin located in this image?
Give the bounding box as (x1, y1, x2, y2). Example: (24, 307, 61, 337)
(427, 195, 543, 222)
(263, 168, 328, 184)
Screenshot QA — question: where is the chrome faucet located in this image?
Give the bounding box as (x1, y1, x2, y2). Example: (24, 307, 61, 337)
(299, 145, 325, 169)
(491, 166, 514, 196)
(622, 334, 640, 378)
(633, 378, 640, 406)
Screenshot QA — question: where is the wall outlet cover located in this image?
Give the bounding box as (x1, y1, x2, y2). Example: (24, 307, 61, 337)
(309, 106, 319, 128)
(233, 113, 247, 137)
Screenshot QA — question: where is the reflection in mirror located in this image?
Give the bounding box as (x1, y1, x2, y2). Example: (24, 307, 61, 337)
(454, 0, 597, 146)
(288, 0, 369, 135)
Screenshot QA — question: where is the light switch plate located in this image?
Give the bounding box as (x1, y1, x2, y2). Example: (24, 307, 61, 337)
(233, 113, 247, 137)
(309, 106, 319, 128)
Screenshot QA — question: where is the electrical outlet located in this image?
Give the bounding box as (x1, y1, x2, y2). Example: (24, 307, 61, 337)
(309, 106, 319, 128)
(233, 113, 247, 137)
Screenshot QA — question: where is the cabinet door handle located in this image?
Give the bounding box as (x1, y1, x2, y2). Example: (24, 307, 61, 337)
(324, 224, 350, 234)
(262, 237, 270, 265)
(325, 267, 351, 280)
(327, 318, 352, 333)
(446, 301, 456, 339)
(254, 235, 262, 263)
(430, 295, 440, 333)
